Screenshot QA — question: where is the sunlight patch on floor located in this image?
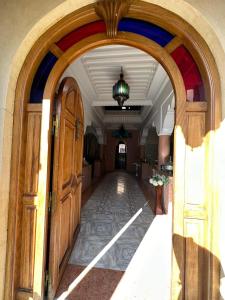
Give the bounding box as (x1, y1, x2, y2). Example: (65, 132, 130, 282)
(111, 203, 172, 300)
(117, 181, 125, 194)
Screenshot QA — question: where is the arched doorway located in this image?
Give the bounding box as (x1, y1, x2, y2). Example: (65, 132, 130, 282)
(5, 2, 221, 300)
(115, 141, 127, 170)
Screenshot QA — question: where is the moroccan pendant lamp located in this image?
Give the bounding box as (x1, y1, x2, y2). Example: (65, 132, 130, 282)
(113, 67, 130, 106)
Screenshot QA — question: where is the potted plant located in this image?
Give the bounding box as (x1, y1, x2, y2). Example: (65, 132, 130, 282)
(149, 174, 169, 214)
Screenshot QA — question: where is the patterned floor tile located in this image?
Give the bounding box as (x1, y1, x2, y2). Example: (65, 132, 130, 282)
(69, 171, 154, 271)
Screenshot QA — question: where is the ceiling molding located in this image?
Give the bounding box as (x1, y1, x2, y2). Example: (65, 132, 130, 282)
(97, 93, 149, 99)
(142, 81, 173, 129)
(105, 124, 139, 130)
(146, 64, 169, 102)
(68, 60, 98, 102)
(92, 100, 153, 106)
(104, 114, 142, 123)
(141, 106, 152, 121)
(160, 92, 174, 131)
(158, 109, 174, 136)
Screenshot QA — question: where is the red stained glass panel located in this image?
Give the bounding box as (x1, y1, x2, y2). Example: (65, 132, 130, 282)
(171, 46, 205, 101)
(56, 21, 106, 51)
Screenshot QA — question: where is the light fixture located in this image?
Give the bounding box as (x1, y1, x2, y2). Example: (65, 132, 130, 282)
(113, 67, 130, 106)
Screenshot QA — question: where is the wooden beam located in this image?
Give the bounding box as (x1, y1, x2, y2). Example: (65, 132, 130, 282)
(49, 43, 64, 58)
(27, 103, 42, 112)
(186, 102, 207, 112)
(164, 36, 183, 53)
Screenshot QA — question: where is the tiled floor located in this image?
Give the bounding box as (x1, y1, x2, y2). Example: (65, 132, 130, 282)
(56, 265, 124, 300)
(56, 172, 171, 300)
(69, 171, 155, 271)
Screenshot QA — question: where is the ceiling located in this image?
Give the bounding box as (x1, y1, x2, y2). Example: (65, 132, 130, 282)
(79, 45, 158, 106)
(64, 44, 170, 130)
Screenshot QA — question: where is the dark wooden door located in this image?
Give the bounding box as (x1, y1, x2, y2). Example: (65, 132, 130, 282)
(48, 77, 84, 299)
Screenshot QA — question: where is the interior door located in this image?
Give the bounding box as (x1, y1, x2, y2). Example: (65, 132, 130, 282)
(48, 77, 84, 299)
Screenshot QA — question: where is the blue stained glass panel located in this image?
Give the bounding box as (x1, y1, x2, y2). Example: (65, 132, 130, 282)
(30, 52, 57, 103)
(118, 18, 174, 47)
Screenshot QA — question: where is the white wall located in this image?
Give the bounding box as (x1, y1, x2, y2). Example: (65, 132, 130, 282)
(143, 79, 174, 135)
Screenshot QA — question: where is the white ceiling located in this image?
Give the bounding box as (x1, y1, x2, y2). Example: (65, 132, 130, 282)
(80, 45, 158, 106)
(64, 44, 170, 130)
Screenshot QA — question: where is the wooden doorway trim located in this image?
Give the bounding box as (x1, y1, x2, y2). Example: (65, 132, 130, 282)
(5, 2, 221, 300)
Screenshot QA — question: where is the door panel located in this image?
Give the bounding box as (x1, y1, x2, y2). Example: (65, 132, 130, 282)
(19, 104, 42, 293)
(184, 219, 207, 299)
(66, 90, 76, 115)
(61, 120, 75, 188)
(48, 77, 84, 299)
(185, 113, 205, 206)
(59, 194, 72, 263)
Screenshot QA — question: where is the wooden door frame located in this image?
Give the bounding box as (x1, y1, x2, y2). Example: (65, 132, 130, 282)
(5, 2, 221, 300)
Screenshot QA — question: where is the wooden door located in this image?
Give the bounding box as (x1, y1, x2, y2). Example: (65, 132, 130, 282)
(172, 101, 219, 299)
(48, 77, 84, 299)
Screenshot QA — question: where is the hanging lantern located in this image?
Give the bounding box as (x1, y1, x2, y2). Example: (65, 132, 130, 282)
(112, 68, 130, 106)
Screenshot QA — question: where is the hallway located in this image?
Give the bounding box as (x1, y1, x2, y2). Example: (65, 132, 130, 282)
(56, 171, 154, 299)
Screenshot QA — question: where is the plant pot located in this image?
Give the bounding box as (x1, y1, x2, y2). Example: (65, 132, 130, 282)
(155, 185, 163, 215)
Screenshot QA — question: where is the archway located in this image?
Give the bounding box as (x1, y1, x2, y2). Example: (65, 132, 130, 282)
(115, 141, 127, 170)
(5, 2, 221, 300)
